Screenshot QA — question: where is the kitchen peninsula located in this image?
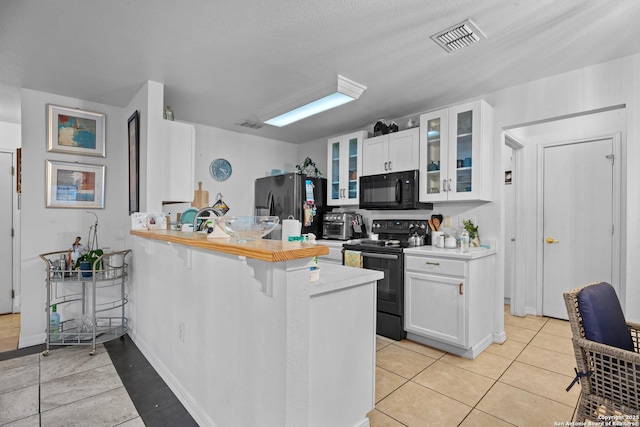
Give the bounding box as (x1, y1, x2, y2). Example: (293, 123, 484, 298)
(128, 230, 382, 427)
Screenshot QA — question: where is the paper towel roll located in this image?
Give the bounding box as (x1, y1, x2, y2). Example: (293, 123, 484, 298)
(282, 218, 301, 241)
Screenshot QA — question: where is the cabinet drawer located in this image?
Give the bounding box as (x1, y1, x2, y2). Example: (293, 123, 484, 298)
(405, 255, 466, 277)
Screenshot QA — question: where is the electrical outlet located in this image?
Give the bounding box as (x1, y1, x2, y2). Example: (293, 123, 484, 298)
(178, 321, 185, 343)
(443, 216, 452, 227)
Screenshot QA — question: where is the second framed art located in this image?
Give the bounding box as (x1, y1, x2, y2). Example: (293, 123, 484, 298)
(46, 160, 105, 209)
(47, 104, 106, 157)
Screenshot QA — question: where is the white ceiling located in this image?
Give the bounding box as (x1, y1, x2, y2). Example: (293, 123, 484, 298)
(1, 0, 639, 144)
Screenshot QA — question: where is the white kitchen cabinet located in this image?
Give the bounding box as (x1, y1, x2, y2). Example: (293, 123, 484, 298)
(419, 100, 493, 202)
(404, 248, 495, 359)
(326, 130, 368, 206)
(362, 127, 420, 175)
(162, 120, 195, 202)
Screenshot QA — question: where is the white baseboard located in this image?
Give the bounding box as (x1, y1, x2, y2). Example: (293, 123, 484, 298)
(19, 332, 45, 349)
(406, 333, 494, 359)
(525, 306, 538, 316)
(128, 333, 217, 427)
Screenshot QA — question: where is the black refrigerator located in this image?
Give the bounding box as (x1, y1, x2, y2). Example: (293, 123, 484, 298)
(254, 173, 328, 240)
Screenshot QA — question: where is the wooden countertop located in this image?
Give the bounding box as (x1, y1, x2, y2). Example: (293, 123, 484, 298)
(130, 230, 329, 262)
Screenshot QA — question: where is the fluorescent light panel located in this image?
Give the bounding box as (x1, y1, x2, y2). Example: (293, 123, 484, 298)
(264, 75, 366, 127)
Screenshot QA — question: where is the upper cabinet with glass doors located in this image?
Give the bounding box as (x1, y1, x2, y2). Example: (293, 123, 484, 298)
(419, 100, 494, 202)
(326, 130, 368, 206)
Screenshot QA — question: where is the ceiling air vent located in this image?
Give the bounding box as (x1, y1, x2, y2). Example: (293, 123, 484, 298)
(431, 19, 486, 53)
(236, 120, 263, 130)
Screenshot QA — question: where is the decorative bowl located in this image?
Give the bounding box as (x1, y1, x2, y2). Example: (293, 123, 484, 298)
(219, 216, 280, 241)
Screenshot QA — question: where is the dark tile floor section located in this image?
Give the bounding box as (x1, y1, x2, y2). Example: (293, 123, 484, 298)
(0, 342, 45, 361)
(104, 335, 199, 427)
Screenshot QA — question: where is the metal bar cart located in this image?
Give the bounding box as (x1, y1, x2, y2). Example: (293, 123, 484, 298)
(39, 249, 131, 355)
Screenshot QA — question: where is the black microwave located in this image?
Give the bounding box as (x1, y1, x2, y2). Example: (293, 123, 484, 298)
(359, 170, 433, 210)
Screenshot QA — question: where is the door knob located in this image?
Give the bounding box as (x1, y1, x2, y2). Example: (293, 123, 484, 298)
(546, 237, 560, 244)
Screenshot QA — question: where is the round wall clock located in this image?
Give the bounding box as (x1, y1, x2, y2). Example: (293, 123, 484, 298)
(210, 158, 232, 181)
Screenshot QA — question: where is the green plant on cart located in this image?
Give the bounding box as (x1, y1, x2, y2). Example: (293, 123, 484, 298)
(75, 249, 104, 271)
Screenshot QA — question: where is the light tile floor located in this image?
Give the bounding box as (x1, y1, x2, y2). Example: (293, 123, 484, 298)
(1, 308, 580, 426)
(0, 344, 144, 426)
(369, 306, 580, 426)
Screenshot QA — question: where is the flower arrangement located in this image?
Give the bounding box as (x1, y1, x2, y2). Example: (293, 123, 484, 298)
(462, 219, 480, 247)
(295, 157, 323, 177)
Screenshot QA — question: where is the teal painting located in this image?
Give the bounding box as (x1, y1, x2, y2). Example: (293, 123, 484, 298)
(57, 114, 97, 149)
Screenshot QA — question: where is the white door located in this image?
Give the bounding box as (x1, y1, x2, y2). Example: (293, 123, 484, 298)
(542, 138, 613, 319)
(0, 152, 13, 314)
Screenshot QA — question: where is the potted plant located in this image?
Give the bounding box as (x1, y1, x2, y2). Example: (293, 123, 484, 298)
(76, 249, 104, 278)
(462, 219, 480, 247)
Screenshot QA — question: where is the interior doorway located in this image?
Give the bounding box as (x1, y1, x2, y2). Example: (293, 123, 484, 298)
(0, 151, 13, 314)
(504, 133, 525, 316)
(504, 106, 624, 318)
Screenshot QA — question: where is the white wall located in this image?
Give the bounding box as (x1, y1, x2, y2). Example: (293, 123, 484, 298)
(19, 89, 129, 346)
(178, 123, 303, 218)
(13, 52, 640, 349)
(304, 53, 640, 326)
(486, 54, 639, 322)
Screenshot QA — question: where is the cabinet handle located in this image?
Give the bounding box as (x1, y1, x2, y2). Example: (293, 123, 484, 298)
(459, 283, 464, 295)
(426, 261, 440, 266)
(442, 180, 447, 192)
(388, 161, 392, 170)
(448, 179, 452, 192)
(384, 162, 388, 171)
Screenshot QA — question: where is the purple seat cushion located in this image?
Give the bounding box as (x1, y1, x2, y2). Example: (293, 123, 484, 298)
(577, 282, 634, 352)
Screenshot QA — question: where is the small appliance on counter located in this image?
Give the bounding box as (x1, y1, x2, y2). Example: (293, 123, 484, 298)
(254, 173, 328, 240)
(321, 212, 367, 240)
(342, 219, 430, 341)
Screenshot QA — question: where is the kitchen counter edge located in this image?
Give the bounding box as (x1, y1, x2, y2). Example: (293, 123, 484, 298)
(403, 245, 496, 259)
(130, 229, 329, 262)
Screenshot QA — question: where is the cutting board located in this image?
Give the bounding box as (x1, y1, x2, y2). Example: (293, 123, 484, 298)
(192, 182, 209, 209)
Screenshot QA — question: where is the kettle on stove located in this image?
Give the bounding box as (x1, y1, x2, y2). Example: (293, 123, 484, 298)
(408, 233, 425, 247)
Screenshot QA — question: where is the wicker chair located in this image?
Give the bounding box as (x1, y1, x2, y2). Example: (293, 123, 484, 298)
(563, 282, 640, 421)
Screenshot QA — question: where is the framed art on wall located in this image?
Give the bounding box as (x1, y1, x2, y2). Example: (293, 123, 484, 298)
(46, 160, 105, 208)
(47, 104, 106, 157)
(128, 110, 140, 214)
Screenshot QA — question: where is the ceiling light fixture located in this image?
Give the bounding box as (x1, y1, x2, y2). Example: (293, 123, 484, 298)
(431, 19, 486, 53)
(264, 75, 367, 127)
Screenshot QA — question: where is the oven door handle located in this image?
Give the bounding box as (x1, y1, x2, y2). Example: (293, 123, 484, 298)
(361, 252, 400, 260)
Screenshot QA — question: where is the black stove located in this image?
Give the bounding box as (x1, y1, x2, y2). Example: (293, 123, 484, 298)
(345, 219, 429, 251)
(342, 219, 429, 340)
